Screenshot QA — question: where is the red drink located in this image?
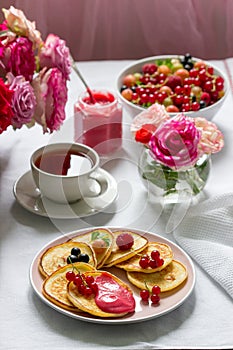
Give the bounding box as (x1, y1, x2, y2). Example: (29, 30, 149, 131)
(74, 90, 122, 155)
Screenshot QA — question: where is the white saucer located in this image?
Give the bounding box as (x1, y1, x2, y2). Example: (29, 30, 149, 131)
(13, 169, 118, 219)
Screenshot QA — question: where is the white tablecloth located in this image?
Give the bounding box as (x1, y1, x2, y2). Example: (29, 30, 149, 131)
(0, 60, 233, 350)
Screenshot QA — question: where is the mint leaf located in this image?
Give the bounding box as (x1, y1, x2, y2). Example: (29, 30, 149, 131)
(91, 231, 100, 240)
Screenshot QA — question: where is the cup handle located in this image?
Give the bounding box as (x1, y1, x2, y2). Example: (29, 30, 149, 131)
(83, 170, 108, 198)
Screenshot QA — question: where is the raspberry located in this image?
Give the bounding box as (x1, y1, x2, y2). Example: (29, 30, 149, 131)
(116, 233, 134, 251)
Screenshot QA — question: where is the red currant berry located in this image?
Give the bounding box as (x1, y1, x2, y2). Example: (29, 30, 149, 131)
(132, 92, 139, 101)
(174, 85, 183, 94)
(174, 95, 184, 105)
(139, 255, 150, 269)
(136, 87, 145, 95)
(157, 92, 166, 103)
(150, 77, 158, 85)
(78, 283, 86, 295)
(211, 91, 219, 101)
(183, 95, 190, 104)
(157, 258, 164, 267)
(181, 103, 190, 112)
(85, 275, 95, 286)
(189, 68, 199, 78)
(158, 73, 166, 82)
(215, 81, 224, 91)
(90, 282, 98, 295)
(66, 271, 76, 282)
(140, 76, 150, 84)
(183, 85, 191, 95)
(152, 285, 161, 294)
(140, 93, 149, 104)
(151, 250, 160, 260)
(84, 286, 93, 296)
(140, 289, 150, 301)
(207, 66, 214, 75)
(148, 93, 156, 104)
(216, 76, 224, 84)
(74, 274, 83, 287)
(191, 101, 200, 111)
(149, 259, 158, 268)
(151, 294, 160, 304)
(193, 77, 201, 86)
(204, 81, 213, 92)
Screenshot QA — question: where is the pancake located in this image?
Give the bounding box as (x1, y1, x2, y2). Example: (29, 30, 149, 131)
(127, 260, 188, 292)
(71, 228, 114, 268)
(42, 262, 95, 311)
(116, 242, 173, 273)
(104, 230, 148, 267)
(39, 241, 96, 278)
(67, 270, 135, 318)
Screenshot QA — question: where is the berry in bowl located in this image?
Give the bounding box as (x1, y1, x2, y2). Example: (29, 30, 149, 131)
(116, 54, 229, 120)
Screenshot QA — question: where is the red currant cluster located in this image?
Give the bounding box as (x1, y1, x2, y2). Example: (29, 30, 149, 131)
(66, 271, 98, 297)
(120, 54, 225, 113)
(140, 285, 161, 305)
(139, 249, 164, 269)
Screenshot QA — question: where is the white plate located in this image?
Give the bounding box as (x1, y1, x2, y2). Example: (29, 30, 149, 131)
(13, 169, 118, 219)
(30, 227, 195, 324)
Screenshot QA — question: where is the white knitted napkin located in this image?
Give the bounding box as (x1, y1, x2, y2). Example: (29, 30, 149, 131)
(170, 193, 233, 299)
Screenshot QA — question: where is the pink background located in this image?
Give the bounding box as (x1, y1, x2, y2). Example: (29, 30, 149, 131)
(1, 0, 233, 61)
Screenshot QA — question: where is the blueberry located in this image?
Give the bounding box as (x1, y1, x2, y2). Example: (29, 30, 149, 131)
(199, 100, 206, 109)
(131, 86, 137, 92)
(184, 53, 192, 61)
(184, 64, 192, 71)
(67, 254, 79, 264)
(78, 253, 90, 263)
(71, 247, 81, 256)
(120, 85, 128, 92)
(191, 94, 196, 102)
(180, 57, 186, 66)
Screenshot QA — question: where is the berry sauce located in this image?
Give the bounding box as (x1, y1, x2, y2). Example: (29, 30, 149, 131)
(83, 91, 115, 105)
(94, 272, 135, 314)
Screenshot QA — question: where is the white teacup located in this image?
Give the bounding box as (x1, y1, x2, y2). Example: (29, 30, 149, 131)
(30, 142, 104, 204)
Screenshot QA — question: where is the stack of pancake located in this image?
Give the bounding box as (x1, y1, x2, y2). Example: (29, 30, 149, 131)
(39, 228, 188, 318)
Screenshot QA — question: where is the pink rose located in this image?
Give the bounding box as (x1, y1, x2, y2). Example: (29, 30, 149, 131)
(2, 6, 42, 49)
(33, 68, 68, 133)
(7, 74, 36, 129)
(4, 37, 36, 81)
(195, 117, 224, 155)
(149, 114, 201, 169)
(39, 34, 71, 80)
(131, 103, 169, 135)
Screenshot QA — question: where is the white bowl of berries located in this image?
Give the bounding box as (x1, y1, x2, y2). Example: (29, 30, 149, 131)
(116, 54, 229, 120)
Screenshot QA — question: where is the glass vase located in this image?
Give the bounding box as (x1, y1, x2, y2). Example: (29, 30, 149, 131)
(138, 147, 211, 204)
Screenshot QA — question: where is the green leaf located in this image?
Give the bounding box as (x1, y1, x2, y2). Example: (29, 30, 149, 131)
(155, 58, 174, 70)
(102, 238, 110, 246)
(91, 231, 100, 240)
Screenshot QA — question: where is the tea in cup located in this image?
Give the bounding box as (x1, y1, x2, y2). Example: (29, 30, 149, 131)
(30, 142, 104, 203)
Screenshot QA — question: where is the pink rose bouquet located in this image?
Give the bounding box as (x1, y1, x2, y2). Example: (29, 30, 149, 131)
(132, 103, 224, 170)
(132, 103, 224, 197)
(0, 6, 71, 134)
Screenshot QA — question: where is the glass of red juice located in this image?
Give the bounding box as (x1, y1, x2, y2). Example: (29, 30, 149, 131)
(74, 90, 122, 155)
